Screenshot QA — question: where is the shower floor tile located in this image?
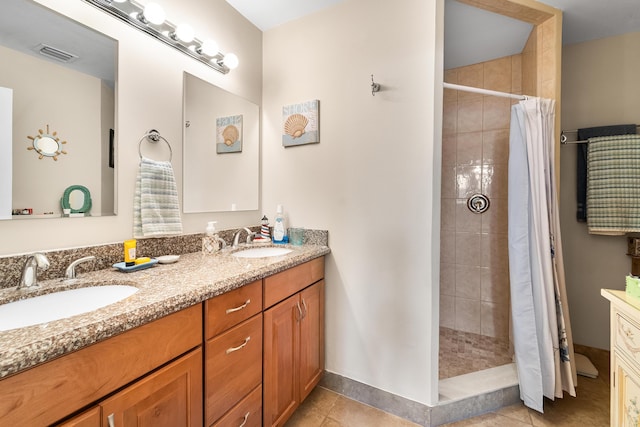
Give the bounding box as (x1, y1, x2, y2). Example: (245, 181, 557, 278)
(439, 327, 512, 379)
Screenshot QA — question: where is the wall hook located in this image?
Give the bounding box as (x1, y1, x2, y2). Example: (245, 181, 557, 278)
(371, 74, 380, 96)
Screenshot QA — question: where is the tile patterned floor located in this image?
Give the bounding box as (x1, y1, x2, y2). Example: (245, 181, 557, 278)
(439, 327, 512, 379)
(284, 386, 421, 427)
(288, 345, 610, 426)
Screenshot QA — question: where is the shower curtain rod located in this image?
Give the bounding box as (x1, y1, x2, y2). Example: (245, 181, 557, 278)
(443, 82, 529, 100)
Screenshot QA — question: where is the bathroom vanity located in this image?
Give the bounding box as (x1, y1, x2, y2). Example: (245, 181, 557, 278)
(602, 289, 640, 427)
(0, 245, 328, 426)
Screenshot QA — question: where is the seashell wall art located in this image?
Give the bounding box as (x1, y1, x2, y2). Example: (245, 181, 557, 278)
(282, 99, 319, 147)
(216, 114, 243, 153)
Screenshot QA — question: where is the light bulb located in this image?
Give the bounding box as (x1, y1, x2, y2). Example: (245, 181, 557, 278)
(174, 23, 195, 43)
(199, 39, 219, 56)
(223, 53, 239, 69)
(142, 3, 165, 25)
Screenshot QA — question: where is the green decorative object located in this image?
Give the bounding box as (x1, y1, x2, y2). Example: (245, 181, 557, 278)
(61, 185, 92, 214)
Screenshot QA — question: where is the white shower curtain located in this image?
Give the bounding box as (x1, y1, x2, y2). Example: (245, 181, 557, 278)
(508, 98, 577, 413)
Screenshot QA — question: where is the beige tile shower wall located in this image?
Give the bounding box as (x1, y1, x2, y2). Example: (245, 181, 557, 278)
(441, 55, 521, 340)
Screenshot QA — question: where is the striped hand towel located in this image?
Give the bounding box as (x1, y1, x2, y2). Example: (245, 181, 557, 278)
(133, 157, 183, 238)
(587, 134, 640, 235)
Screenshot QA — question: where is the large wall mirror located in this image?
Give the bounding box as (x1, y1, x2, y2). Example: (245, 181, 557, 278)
(0, 0, 116, 220)
(183, 72, 259, 213)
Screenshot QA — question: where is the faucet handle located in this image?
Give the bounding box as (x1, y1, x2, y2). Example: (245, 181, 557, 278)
(34, 253, 50, 270)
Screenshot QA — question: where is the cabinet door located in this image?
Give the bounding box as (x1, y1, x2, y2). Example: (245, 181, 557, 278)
(100, 348, 202, 427)
(299, 280, 325, 401)
(263, 294, 301, 427)
(613, 350, 640, 427)
(56, 407, 101, 427)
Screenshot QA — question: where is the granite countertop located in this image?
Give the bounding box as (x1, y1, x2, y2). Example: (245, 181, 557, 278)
(0, 244, 330, 379)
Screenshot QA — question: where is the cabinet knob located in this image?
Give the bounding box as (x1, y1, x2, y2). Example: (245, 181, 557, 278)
(107, 413, 115, 427)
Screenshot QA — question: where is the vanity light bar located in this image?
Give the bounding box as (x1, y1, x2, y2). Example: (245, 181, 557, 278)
(82, 0, 236, 74)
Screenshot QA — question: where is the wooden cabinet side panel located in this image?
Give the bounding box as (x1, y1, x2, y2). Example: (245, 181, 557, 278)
(263, 295, 300, 427)
(205, 280, 263, 338)
(299, 280, 325, 401)
(264, 258, 324, 309)
(0, 304, 202, 427)
(205, 315, 263, 425)
(100, 347, 203, 427)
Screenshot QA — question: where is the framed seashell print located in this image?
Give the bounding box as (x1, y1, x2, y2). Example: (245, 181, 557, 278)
(282, 99, 319, 147)
(216, 114, 243, 153)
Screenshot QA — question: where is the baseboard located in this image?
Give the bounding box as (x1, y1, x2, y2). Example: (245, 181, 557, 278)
(320, 366, 521, 426)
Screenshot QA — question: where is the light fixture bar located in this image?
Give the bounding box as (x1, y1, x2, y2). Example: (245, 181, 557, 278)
(82, 0, 233, 74)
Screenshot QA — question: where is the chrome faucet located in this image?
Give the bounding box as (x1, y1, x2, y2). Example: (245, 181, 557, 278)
(18, 253, 50, 289)
(232, 227, 256, 248)
(65, 255, 96, 279)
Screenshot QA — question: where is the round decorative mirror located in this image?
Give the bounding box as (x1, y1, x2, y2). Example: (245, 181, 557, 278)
(27, 124, 68, 161)
(61, 185, 92, 214)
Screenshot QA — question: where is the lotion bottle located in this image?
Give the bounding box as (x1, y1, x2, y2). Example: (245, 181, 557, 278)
(272, 205, 288, 244)
(202, 221, 222, 255)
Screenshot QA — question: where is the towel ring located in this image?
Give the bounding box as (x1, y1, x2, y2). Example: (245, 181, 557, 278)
(138, 129, 173, 162)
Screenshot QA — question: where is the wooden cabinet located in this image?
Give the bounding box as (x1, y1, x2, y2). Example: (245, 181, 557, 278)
(603, 290, 640, 426)
(101, 347, 202, 427)
(2, 256, 325, 427)
(204, 280, 263, 426)
(263, 258, 325, 427)
(2, 305, 202, 427)
(57, 407, 101, 427)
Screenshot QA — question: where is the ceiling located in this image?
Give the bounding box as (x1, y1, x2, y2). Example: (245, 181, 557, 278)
(226, 0, 640, 69)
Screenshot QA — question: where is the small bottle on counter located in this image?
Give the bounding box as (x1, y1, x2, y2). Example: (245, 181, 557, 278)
(272, 205, 288, 244)
(202, 221, 222, 255)
(124, 239, 137, 266)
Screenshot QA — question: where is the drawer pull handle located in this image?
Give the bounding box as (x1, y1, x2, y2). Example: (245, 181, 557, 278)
(301, 298, 308, 318)
(107, 413, 115, 427)
(226, 299, 251, 314)
(619, 322, 640, 354)
(296, 302, 303, 321)
(226, 336, 251, 354)
(239, 411, 250, 427)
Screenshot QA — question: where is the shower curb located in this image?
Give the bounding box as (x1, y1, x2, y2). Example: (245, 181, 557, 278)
(320, 371, 520, 426)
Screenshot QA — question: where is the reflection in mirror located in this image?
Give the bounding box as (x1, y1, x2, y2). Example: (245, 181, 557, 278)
(0, 0, 116, 219)
(183, 72, 259, 213)
(61, 185, 92, 215)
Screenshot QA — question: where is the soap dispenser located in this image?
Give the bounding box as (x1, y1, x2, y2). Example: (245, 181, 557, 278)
(272, 205, 288, 244)
(202, 221, 225, 255)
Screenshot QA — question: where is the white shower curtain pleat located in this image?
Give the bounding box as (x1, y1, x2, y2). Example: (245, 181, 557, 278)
(508, 98, 576, 413)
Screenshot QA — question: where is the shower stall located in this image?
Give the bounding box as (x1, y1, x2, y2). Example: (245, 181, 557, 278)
(438, 0, 562, 385)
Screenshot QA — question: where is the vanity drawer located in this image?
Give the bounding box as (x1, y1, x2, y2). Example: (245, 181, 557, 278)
(264, 257, 324, 308)
(205, 280, 262, 338)
(205, 314, 262, 425)
(615, 311, 640, 365)
(211, 385, 262, 427)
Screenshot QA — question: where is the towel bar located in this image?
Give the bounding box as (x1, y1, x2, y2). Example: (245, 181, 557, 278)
(138, 129, 173, 161)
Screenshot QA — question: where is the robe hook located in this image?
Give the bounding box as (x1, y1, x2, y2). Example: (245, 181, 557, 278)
(371, 74, 380, 96)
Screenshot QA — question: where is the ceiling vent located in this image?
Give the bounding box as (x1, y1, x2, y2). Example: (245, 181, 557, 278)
(34, 44, 78, 63)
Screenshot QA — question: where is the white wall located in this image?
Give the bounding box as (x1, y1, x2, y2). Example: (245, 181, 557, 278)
(262, 0, 443, 405)
(0, 87, 11, 220)
(560, 32, 640, 350)
(0, 0, 262, 255)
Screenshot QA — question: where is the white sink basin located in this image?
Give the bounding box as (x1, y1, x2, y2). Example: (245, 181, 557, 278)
(232, 247, 293, 258)
(0, 285, 139, 331)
